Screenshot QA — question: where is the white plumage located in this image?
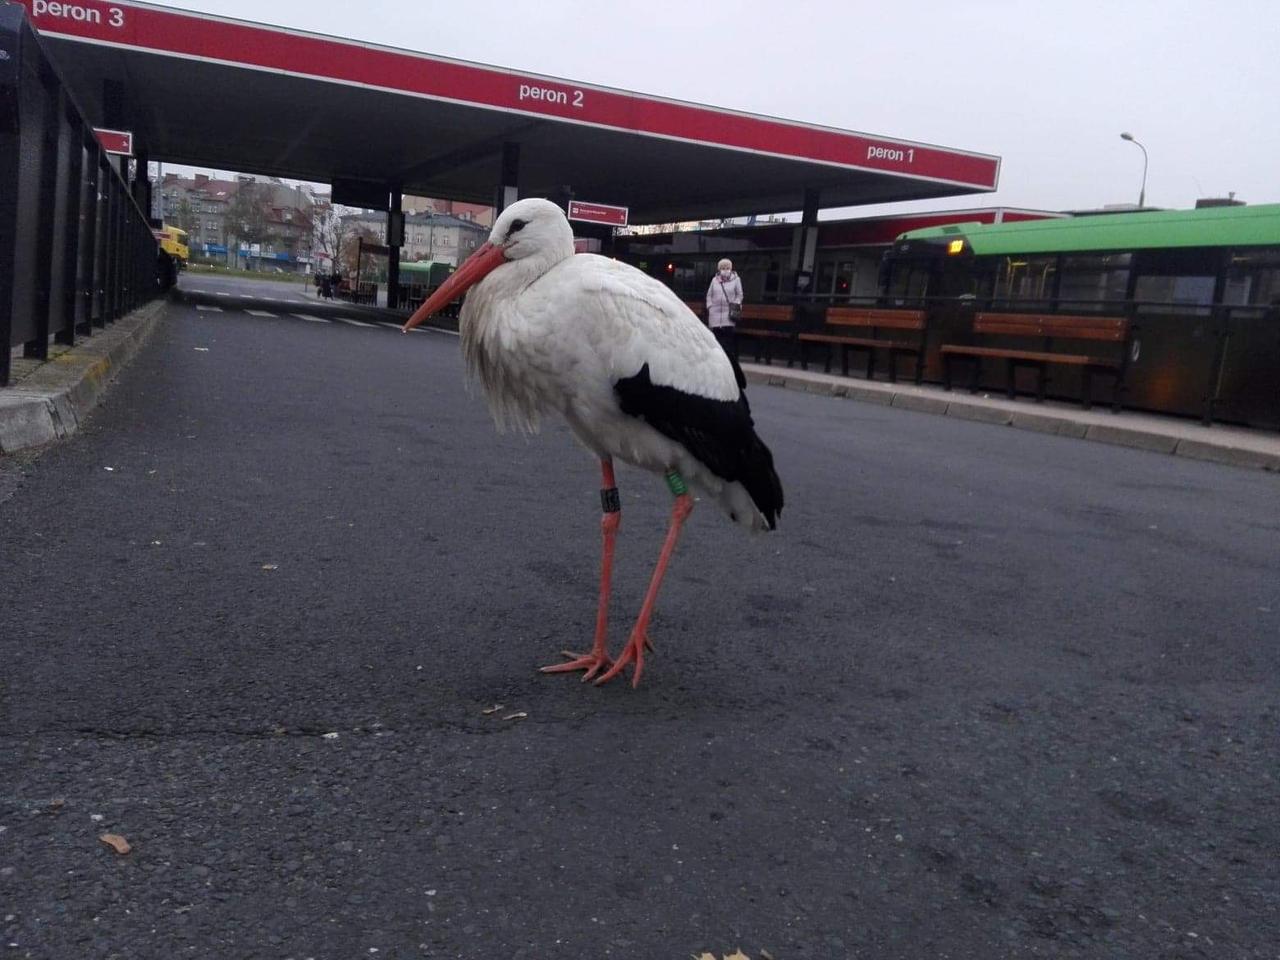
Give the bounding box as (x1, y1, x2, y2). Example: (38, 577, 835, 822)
(453, 200, 771, 530)
(403, 198, 782, 687)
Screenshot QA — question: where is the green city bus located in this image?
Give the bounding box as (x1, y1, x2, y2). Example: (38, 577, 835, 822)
(882, 204, 1280, 428)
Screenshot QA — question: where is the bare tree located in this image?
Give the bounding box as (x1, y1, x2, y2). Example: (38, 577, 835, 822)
(226, 181, 276, 247)
(312, 203, 343, 271)
(172, 196, 198, 236)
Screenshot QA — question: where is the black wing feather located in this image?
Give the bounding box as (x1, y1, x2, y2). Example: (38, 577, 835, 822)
(613, 364, 784, 529)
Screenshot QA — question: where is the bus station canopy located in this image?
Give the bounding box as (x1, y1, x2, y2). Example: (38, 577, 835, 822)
(14, 0, 1002, 223)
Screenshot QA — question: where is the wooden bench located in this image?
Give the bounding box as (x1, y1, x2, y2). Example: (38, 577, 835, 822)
(798, 307, 927, 383)
(941, 312, 1132, 410)
(735, 304, 797, 365)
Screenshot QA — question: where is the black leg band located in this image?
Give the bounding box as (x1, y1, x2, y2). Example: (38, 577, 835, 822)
(600, 487, 621, 513)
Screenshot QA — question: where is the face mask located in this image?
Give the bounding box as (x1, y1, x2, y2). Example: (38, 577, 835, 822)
(719, 269, 732, 279)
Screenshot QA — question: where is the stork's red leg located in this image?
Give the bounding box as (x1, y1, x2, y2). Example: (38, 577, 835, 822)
(541, 458, 620, 681)
(596, 476, 695, 688)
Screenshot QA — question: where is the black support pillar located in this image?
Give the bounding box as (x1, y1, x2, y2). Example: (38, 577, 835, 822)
(101, 78, 127, 180)
(387, 183, 402, 310)
(131, 148, 152, 221)
(788, 187, 820, 297)
(0, 14, 19, 385)
(494, 142, 519, 214)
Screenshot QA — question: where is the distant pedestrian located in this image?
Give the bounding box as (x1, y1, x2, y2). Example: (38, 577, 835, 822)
(705, 258, 743, 360)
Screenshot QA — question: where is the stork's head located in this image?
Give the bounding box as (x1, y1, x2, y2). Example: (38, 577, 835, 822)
(402, 198, 574, 332)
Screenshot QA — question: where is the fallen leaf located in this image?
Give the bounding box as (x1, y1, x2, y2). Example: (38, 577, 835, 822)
(502, 712, 528, 721)
(322, 732, 340, 740)
(193, 347, 210, 352)
(99, 834, 131, 855)
(725, 951, 752, 960)
(261, 564, 278, 571)
(481, 705, 504, 715)
(692, 954, 717, 960)
(760, 951, 775, 960)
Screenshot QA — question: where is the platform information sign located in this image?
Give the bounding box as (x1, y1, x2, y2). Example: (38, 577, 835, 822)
(93, 127, 133, 155)
(567, 201, 629, 228)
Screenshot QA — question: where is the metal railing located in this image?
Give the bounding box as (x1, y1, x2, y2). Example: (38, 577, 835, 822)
(1, 4, 163, 387)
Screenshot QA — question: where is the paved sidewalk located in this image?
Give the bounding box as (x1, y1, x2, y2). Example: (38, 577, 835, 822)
(743, 362, 1280, 473)
(0, 299, 166, 455)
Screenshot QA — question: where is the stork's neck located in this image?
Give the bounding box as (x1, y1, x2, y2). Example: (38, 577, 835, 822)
(497, 244, 574, 297)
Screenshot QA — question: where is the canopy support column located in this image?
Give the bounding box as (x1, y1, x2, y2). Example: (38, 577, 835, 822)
(495, 142, 519, 214)
(387, 183, 403, 309)
(788, 187, 820, 296)
(131, 149, 151, 219)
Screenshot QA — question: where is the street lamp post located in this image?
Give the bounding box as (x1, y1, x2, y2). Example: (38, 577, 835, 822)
(1120, 132, 1148, 208)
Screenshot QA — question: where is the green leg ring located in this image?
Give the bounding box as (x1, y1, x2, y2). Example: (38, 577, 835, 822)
(665, 470, 688, 497)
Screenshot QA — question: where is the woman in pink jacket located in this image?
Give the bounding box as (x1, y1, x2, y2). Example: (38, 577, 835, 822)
(705, 257, 744, 360)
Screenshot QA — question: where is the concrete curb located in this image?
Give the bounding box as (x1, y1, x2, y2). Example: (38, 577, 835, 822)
(744, 364, 1280, 474)
(0, 299, 167, 455)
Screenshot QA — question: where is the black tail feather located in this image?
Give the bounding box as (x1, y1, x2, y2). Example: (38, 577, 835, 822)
(741, 430, 783, 530)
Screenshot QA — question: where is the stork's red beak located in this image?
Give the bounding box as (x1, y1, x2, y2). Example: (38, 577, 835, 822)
(402, 241, 507, 332)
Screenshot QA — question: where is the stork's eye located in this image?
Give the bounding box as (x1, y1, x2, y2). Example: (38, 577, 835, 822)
(507, 219, 528, 238)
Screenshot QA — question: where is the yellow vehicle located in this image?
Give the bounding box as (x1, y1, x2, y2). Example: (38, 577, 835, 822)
(153, 225, 190, 269)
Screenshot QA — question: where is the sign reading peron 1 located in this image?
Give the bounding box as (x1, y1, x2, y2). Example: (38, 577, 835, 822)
(567, 201, 629, 228)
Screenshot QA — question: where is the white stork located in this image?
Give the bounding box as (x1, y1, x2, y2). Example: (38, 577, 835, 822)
(403, 198, 783, 687)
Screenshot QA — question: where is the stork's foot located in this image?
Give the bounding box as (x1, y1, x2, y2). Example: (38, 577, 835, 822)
(594, 632, 655, 688)
(540, 648, 614, 682)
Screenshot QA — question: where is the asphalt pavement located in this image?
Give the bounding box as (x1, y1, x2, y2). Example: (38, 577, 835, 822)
(2, 277, 1278, 959)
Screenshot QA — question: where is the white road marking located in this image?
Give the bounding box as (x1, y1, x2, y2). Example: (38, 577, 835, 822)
(292, 313, 331, 323)
(334, 317, 377, 327)
(245, 310, 276, 318)
(196, 305, 223, 312)
(215, 292, 231, 297)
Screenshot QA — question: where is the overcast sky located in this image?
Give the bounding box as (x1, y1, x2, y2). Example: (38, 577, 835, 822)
(152, 0, 1279, 219)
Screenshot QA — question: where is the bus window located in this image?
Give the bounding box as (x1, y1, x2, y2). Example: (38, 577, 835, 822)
(1057, 253, 1132, 311)
(879, 248, 938, 304)
(1134, 275, 1215, 315)
(1133, 248, 1219, 316)
(939, 257, 986, 299)
(1226, 250, 1280, 306)
(994, 255, 1056, 306)
(886, 262, 930, 303)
